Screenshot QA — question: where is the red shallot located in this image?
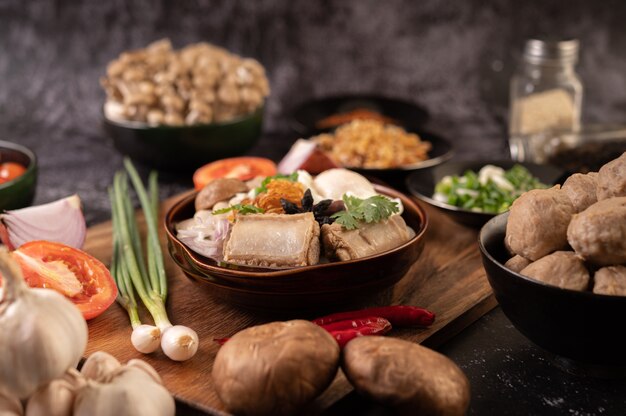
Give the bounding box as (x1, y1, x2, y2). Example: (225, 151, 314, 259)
(0, 195, 86, 250)
(176, 211, 230, 261)
(277, 139, 338, 175)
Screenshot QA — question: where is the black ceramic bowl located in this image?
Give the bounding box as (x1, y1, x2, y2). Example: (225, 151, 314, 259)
(405, 159, 564, 227)
(479, 212, 626, 369)
(289, 94, 429, 136)
(0, 141, 37, 210)
(103, 106, 263, 171)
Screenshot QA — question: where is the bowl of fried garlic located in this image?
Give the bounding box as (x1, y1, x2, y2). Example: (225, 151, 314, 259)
(101, 39, 269, 170)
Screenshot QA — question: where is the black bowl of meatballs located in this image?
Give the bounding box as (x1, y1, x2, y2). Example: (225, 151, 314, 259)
(479, 152, 626, 371)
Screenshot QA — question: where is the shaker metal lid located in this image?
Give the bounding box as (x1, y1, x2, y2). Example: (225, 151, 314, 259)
(524, 38, 579, 65)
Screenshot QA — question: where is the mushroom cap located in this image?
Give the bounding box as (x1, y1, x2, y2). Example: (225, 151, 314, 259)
(195, 178, 248, 211)
(342, 336, 470, 416)
(212, 320, 340, 416)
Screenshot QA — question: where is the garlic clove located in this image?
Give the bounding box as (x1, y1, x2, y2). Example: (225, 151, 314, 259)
(0, 391, 23, 416)
(25, 369, 85, 416)
(80, 351, 121, 383)
(125, 359, 163, 384)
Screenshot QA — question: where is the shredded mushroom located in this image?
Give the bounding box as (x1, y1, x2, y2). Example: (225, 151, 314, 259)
(101, 39, 270, 126)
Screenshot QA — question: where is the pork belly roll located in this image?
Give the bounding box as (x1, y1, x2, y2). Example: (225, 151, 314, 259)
(321, 215, 411, 261)
(223, 212, 320, 268)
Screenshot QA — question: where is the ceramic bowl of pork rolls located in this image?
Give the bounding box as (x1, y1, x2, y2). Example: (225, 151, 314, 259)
(165, 168, 428, 312)
(479, 152, 626, 373)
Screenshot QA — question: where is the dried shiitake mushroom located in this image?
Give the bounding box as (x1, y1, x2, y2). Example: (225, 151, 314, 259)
(342, 336, 470, 416)
(212, 320, 340, 416)
(101, 39, 269, 126)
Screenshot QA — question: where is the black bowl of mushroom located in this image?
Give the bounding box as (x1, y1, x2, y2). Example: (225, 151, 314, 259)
(101, 40, 269, 171)
(479, 152, 626, 372)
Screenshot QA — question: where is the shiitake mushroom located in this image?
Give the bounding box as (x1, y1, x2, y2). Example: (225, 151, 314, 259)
(211, 320, 340, 416)
(195, 178, 248, 211)
(342, 336, 470, 416)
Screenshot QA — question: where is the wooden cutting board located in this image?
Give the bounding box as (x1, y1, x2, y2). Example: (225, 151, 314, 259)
(83, 194, 496, 415)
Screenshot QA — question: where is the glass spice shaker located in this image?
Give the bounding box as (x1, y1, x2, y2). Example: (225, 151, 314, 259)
(508, 38, 583, 162)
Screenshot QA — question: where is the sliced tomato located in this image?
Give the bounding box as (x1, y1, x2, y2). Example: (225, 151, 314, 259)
(193, 157, 277, 190)
(0, 162, 27, 184)
(12, 241, 117, 320)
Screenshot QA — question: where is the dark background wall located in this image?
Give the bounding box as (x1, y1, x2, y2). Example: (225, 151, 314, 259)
(2, 0, 626, 222)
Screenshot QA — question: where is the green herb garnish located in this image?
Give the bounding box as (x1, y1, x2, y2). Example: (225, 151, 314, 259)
(433, 164, 548, 214)
(255, 172, 298, 194)
(331, 194, 400, 230)
(212, 204, 265, 215)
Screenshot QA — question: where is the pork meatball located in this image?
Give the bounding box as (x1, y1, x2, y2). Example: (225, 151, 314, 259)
(504, 255, 531, 273)
(593, 266, 626, 296)
(567, 197, 626, 266)
(596, 151, 626, 200)
(561, 172, 598, 213)
(505, 186, 575, 261)
(520, 251, 590, 291)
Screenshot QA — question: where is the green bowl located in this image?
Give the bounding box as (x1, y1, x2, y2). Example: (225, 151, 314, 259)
(0, 141, 37, 210)
(103, 106, 264, 171)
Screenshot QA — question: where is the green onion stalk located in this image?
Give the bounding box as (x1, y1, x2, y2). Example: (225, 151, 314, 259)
(109, 159, 199, 361)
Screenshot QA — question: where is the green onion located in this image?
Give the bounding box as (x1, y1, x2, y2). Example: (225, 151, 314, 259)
(432, 164, 548, 214)
(109, 159, 199, 361)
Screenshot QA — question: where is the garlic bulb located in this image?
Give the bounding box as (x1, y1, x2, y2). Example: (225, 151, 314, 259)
(74, 359, 175, 416)
(0, 248, 88, 399)
(25, 352, 174, 416)
(25, 369, 85, 416)
(0, 391, 23, 416)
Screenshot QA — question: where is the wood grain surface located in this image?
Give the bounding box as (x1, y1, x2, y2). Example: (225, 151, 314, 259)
(82, 194, 496, 415)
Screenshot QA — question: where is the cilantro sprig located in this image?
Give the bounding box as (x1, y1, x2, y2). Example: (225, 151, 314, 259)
(331, 194, 399, 230)
(212, 204, 264, 215)
(255, 172, 298, 194)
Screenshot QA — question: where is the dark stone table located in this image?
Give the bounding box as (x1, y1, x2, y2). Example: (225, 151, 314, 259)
(3, 1, 626, 414)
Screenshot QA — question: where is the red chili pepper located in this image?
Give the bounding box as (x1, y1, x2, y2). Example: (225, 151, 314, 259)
(312, 305, 435, 327)
(319, 316, 391, 332)
(214, 337, 229, 345)
(326, 317, 392, 348)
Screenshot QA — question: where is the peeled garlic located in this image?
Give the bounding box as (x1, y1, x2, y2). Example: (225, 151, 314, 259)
(74, 359, 175, 416)
(0, 248, 88, 399)
(0, 391, 23, 416)
(25, 369, 85, 416)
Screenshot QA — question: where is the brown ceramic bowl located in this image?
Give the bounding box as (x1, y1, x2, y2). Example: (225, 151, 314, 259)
(165, 184, 428, 312)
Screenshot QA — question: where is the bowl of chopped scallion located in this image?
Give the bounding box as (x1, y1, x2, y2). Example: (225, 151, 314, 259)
(405, 160, 565, 227)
